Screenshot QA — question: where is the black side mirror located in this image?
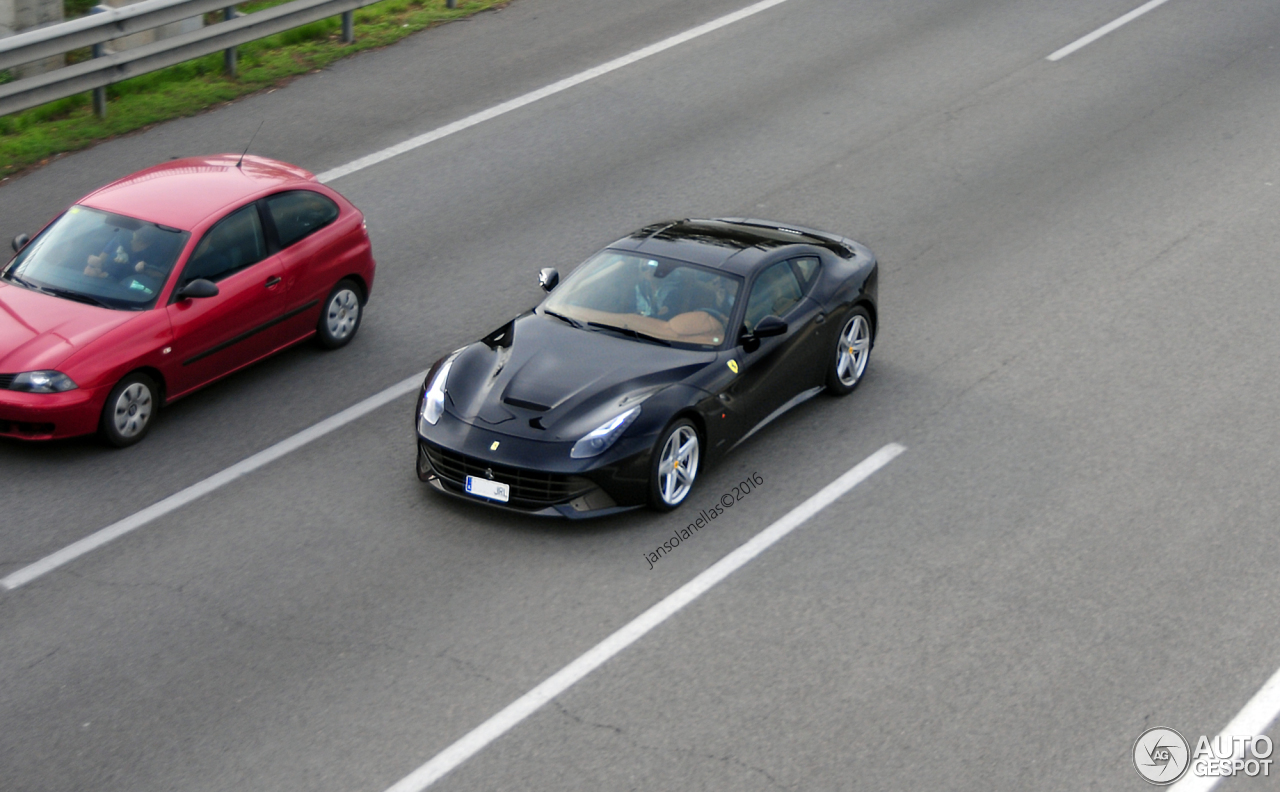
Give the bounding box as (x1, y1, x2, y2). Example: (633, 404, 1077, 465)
(753, 315, 788, 338)
(176, 279, 219, 300)
(538, 268, 559, 292)
(11, 234, 29, 253)
(738, 315, 788, 353)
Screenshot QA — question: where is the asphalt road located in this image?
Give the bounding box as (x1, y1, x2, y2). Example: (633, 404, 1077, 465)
(4, 0, 1280, 789)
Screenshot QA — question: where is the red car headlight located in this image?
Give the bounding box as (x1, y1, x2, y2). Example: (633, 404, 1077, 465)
(9, 370, 78, 393)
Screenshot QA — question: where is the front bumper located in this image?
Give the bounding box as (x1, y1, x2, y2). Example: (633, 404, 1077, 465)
(415, 410, 655, 518)
(0, 386, 104, 440)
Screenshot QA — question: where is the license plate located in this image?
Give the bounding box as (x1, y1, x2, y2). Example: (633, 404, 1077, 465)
(465, 475, 509, 503)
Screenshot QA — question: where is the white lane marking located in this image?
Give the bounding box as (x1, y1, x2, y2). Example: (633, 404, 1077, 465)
(1046, 0, 1172, 61)
(0, 372, 426, 591)
(1169, 666, 1280, 792)
(316, 0, 791, 183)
(382, 442, 906, 792)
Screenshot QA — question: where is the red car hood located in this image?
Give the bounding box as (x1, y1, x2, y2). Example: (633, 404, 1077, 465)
(0, 283, 137, 372)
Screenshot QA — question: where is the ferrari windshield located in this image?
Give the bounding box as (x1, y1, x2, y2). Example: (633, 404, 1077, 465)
(542, 251, 741, 348)
(3, 206, 189, 310)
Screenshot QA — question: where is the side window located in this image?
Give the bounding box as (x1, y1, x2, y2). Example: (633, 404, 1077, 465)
(743, 262, 803, 332)
(266, 190, 340, 249)
(181, 204, 266, 284)
(792, 256, 820, 288)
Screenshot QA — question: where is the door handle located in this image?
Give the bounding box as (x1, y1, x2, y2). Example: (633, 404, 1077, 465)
(265, 276, 282, 288)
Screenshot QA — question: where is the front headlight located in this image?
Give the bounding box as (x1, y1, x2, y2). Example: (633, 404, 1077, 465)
(9, 370, 78, 393)
(419, 353, 459, 430)
(571, 406, 641, 459)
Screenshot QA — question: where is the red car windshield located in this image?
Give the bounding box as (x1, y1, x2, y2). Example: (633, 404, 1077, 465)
(3, 206, 190, 310)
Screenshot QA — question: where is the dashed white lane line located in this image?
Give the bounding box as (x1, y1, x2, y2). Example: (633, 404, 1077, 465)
(1047, 0, 1173, 61)
(0, 372, 425, 590)
(1170, 666, 1280, 792)
(381, 443, 906, 792)
(316, 0, 792, 183)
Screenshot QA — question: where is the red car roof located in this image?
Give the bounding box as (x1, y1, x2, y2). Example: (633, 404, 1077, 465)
(77, 155, 317, 231)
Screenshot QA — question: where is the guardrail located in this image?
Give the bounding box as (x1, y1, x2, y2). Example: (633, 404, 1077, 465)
(0, 0, 448, 117)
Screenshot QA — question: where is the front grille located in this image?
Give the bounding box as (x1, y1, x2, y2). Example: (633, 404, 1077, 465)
(422, 442, 593, 505)
(0, 374, 15, 390)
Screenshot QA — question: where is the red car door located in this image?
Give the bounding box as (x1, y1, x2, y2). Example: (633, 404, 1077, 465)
(263, 189, 345, 342)
(164, 203, 288, 398)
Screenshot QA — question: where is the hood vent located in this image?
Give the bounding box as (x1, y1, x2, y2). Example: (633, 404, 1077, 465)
(504, 396, 550, 412)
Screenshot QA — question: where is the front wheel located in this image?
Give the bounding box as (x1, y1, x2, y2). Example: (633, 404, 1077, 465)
(826, 307, 873, 396)
(99, 372, 159, 448)
(316, 279, 363, 349)
(648, 418, 701, 511)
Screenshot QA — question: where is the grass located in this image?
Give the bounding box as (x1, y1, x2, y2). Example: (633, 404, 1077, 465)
(0, 0, 510, 179)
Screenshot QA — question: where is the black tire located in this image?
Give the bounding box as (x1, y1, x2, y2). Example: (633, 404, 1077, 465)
(316, 279, 363, 349)
(647, 417, 701, 512)
(825, 306, 873, 396)
(99, 372, 159, 448)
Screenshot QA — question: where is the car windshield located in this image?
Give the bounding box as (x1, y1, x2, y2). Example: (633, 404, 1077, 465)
(542, 251, 741, 348)
(3, 206, 190, 310)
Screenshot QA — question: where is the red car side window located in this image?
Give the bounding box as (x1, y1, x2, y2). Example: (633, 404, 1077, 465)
(266, 191, 340, 249)
(180, 204, 267, 285)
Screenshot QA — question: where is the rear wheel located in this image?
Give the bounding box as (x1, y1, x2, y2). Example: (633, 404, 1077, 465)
(317, 279, 362, 349)
(826, 307, 872, 395)
(648, 418, 701, 511)
(99, 372, 158, 448)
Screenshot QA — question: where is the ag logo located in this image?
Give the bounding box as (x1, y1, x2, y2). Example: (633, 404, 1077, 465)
(1133, 727, 1190, 785)
(727, 359, 739, 374)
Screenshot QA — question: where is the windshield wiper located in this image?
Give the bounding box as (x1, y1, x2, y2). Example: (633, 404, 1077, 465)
(38, 284, 117, 309)
(586, 321, 672, 346)
(543, 309, 583, 329)
(4, 271, 46, 292)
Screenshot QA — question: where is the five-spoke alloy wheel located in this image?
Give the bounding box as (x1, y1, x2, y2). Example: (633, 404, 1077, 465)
(827, 307, 873, 395)
(649, 418, 701, 511)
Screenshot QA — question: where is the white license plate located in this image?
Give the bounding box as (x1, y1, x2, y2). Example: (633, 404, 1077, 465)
(465, 475, 510, 503)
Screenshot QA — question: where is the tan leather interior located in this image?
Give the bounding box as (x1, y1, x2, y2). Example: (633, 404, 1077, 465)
(565, 307, 726, 346)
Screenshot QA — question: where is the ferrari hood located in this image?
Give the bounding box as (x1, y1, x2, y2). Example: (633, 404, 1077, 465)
(0, 282, 137, 372)
(445, 312, 715, 441)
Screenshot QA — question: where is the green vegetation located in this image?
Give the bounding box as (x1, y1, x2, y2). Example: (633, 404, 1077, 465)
(0, 0, 508, 178)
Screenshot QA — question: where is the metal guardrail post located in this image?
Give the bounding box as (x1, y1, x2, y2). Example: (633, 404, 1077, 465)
(90, 5, 108, 118)
(341, 10, 353, 43)
(446, 0, 455, 8)
(223, 6, 236, 75)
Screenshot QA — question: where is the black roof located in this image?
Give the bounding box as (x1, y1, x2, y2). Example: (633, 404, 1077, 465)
(608, 218, 855, 276)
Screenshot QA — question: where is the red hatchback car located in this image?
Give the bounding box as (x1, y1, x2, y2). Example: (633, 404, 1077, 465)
(0, 154, 376, 446)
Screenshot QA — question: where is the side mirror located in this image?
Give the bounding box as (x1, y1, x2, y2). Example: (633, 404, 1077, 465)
(176, 279, 219, 300)
(738, 315, 788, 353)
(11, 233, 29, 253)
(753, 315, 788, 338)
(538, 267, 559, 292)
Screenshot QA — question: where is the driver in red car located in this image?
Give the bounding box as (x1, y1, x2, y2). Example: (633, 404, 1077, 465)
(84, 225, 169, 281)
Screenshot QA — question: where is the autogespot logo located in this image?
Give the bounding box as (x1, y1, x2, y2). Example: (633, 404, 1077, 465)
(1134, 727, 1190, 785)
